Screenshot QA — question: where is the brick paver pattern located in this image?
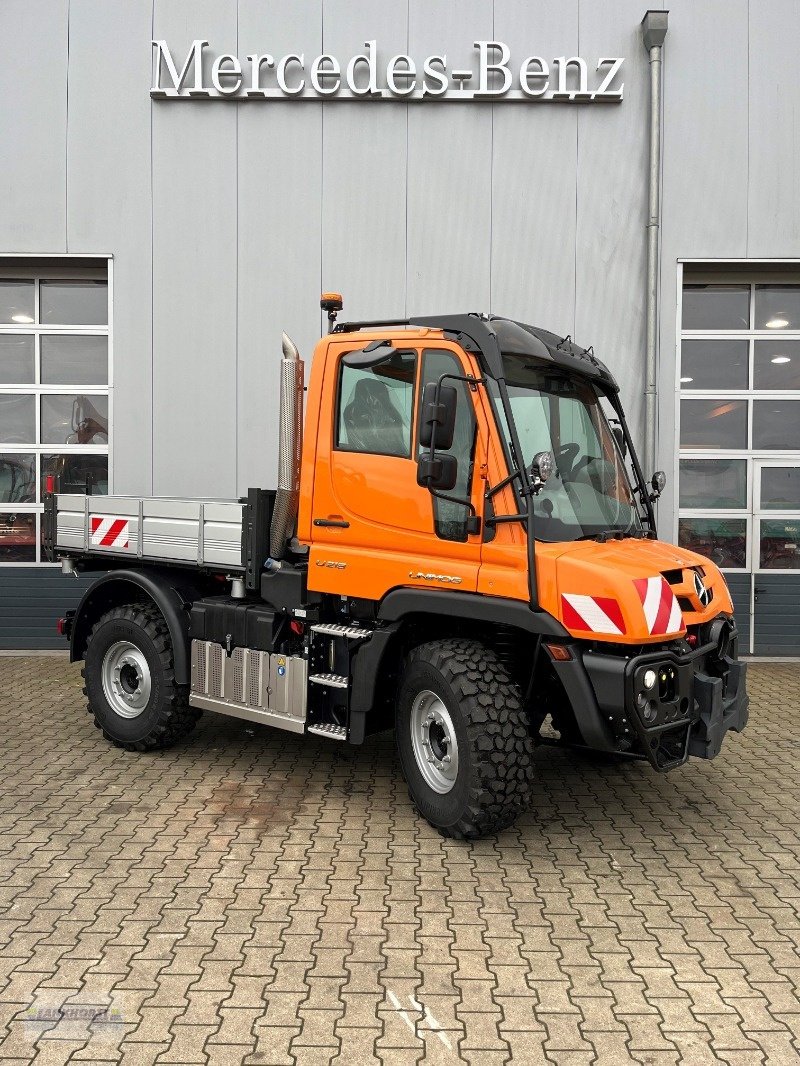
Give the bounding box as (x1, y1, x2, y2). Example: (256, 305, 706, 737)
(0, 657, 798, 1065)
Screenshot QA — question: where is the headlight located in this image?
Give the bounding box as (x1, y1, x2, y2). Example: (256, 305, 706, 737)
(643, 668, 657, 690)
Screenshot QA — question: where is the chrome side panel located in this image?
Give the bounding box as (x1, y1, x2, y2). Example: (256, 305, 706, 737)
(189, 638, 307, 733)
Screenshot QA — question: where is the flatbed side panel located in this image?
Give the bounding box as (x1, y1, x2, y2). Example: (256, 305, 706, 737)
(53, 494, 245, 571)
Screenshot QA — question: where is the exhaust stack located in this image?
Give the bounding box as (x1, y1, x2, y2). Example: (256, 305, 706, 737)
(269, 332, 304, 559)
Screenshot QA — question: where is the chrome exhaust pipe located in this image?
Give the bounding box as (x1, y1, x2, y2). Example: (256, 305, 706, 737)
(269, 332, 304, 559)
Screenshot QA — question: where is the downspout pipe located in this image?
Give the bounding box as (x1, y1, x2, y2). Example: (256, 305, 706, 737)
(642, 10, 668, 479)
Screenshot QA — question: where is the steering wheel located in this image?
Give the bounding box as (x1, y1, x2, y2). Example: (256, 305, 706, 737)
(555, 442, 580, 478)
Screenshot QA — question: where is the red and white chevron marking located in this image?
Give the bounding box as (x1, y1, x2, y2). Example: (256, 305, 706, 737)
(561, 594, 627, 635)
(89, 516, 130, 549)
(634, 575, 683, 635)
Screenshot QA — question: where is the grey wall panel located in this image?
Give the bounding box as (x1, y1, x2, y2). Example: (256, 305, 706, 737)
(0, 1, 68, 252)
(0, 569, 96, 650)
(66, 0, 154, 497)
(407, 0, 493, 313)
(151, 0, 238, 499)
(575, 0, 650, 451)
(320, 1, 408, 322)
(747, 0, 800, 257)
(237, 0, 323, 494)
(491, 0, 578, 333)
(656, 0, 749, 531)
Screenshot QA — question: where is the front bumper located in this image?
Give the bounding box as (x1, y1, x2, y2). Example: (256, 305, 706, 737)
(550, 624, 749, 771)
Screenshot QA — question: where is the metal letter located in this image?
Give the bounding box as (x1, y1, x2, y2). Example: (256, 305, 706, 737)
(211, 53, 243, 95)
(595, 57, 624, 100)
(346, 41, 378, 96)
(552, 56, 588, 97)
(246, 53, 274, 93)
(519, 56, 549, 97)
(310, 54, 341, 95)
(474, 40, 511, 96)
(277, 53, 305, 95)
(422, 54, 448, 96)
(386, 54, 416, 96)
(152, 39, 207, 94)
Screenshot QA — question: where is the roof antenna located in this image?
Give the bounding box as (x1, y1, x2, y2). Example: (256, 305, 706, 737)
(321, 292, 343, 333)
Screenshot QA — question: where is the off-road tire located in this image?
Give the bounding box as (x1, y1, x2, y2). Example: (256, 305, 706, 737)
(83, 603, 199, 751)
(396, 639, 536, 839)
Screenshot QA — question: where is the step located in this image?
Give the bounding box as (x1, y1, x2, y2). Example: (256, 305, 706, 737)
(310, 623, 372, 640)
(308, 672, 349, 689)
(307, 722, 347, 740)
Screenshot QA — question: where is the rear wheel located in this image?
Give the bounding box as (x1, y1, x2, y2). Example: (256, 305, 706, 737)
(83, 603, 199, 751)
(396, 639, 536, 839)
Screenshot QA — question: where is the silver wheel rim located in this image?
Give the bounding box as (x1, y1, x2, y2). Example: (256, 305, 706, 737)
(410, 689, 459, 794)
(101, 641, 152, 719)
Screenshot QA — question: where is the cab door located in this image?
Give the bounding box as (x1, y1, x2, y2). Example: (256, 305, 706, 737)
(308, 340, 485, 600)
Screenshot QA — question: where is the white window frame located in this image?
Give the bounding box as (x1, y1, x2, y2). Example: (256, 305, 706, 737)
(0, 255, 113, 565)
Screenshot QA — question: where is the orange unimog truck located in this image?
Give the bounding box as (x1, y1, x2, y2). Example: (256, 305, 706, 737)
(45, 296, 749, 839)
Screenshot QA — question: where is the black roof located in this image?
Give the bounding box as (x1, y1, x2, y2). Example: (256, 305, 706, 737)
(334, 312, 619, 392)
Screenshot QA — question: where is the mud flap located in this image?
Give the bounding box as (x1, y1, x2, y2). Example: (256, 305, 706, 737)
(688, 660, 749, 760)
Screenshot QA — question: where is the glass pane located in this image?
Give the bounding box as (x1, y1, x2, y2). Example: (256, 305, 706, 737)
(0, 512, 36, 562)
(40, 280, 107, 325)
(681, 285, 749, 330)
(753, 340, 800, 390)
(336, 349, 416, 456)
(761, 467, 800, 510)
(41, 335, 108, 385)
(40, 394, 109, 445)
(679, 458, 746, 508)
(0, 394, 35, 444)
(680, 399, 747, 449)
(680, 339, 748, 390)
(752, 400, 800, 450)
(754, 285, 800, 331)
(0, 280, 34, 324)
(0, 453, 35, 503)
(678, 517, 747, 569)
(760, 518, 800, 569)
(41, 453, 108, 496)
(0, 335, 35, 384)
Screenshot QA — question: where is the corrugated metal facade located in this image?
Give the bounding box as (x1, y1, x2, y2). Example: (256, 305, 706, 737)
(1, 0, 800, 648)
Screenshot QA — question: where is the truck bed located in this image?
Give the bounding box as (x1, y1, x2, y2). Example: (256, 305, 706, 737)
(49, 493, 247, 572)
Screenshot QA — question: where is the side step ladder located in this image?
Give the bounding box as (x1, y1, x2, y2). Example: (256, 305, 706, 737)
(305, 623, 374, 741)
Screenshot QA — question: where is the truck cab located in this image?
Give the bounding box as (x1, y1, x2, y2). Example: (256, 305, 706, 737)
(48, 305, 748, 839)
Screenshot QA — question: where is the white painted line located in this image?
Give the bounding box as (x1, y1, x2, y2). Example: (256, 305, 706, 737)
(409, 995, 453, 1050)
(387, 990, 418, 1040)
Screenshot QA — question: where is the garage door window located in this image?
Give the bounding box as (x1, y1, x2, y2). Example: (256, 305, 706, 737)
(0, 266, 110, 563)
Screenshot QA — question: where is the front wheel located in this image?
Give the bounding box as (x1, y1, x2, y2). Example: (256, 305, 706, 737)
(396, 639, 536, 839)
(83, 603, 200, 751)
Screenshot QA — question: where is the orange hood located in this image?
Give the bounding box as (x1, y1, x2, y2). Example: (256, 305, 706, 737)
(535, 536, 733, 645)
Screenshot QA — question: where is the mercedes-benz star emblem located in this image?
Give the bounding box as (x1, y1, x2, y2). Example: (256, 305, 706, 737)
(694, 571, 711, 607)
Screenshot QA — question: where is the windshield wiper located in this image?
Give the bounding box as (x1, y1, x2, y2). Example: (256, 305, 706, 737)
(577, 529, 629, 543)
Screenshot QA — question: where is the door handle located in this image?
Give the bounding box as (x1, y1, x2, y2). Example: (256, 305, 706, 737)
(754, 585, 766, 601)
(313, 517, 350, 528)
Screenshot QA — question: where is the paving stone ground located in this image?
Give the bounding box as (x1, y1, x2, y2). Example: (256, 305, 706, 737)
(0, 656, 798, 1065)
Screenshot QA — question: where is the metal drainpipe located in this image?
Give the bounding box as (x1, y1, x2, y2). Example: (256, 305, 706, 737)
(642, 10, 668, 479)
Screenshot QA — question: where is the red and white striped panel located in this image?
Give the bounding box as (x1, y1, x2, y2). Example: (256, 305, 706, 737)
(89, 515, 130, 550)
(561, 594, 627, 636)
(634, 576, 683, 636)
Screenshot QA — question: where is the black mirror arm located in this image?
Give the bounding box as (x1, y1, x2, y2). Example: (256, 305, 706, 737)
(607, 391, 656, 533)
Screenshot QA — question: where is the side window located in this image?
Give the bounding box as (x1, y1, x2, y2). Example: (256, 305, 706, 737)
(335, 349, 416, 457)
(419, 349, 477, 542)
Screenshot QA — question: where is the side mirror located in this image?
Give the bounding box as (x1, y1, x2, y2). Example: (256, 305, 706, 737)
(419, 382, 457, 451)
(612, 426, 627, 457)
(650, 470, 666, 500)
(417, 453, 458, 491)
(341, 342, 401, 370)
(530, 450, 554, 493)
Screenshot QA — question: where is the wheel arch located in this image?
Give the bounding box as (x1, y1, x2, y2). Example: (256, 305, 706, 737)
(70, 568, 203, 686)
(349, 589, 569, 741)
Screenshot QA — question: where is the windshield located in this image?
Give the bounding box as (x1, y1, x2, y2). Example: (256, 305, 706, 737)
(489, 358, 641, 542)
